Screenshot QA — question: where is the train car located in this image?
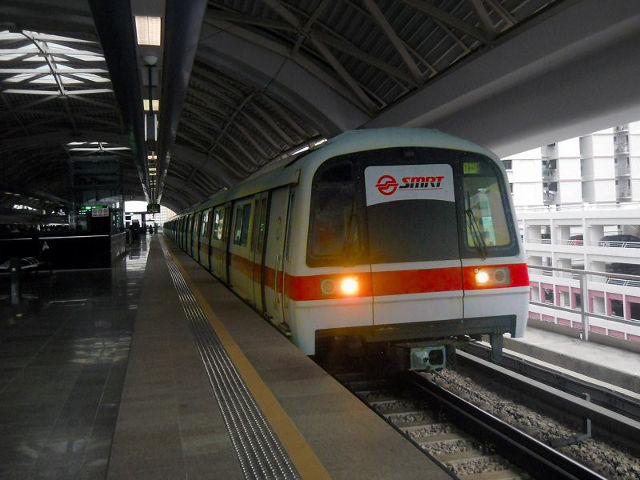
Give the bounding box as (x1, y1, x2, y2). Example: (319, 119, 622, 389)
(164, 128, 529, 370)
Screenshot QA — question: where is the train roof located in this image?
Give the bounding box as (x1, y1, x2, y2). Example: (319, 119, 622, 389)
(171, 128, 498, 219)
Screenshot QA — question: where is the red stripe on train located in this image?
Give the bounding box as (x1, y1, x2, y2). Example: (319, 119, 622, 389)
(226, 251, 528, 301)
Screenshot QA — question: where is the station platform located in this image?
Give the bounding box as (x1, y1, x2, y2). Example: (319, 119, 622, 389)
(3, 234, 640, 479)
(104, 235, 450, 479)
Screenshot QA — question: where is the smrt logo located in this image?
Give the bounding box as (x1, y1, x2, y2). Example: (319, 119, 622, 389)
(399, 176, 445, 190)
(376, 174, 445, 195)
(376, 175, 398, 195)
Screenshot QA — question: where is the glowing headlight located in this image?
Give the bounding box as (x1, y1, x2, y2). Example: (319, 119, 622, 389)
(340, 277, 359, 295)
(475, 270, 490, 284)
(473, 267, 511, 287)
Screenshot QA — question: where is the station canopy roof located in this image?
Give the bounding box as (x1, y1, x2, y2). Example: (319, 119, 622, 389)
(1, 0, 559, 214)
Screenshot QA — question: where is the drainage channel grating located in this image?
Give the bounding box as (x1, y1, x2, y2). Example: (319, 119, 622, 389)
(162, 245, 300, 480)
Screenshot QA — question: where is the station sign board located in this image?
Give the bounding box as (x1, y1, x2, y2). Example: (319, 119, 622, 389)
(147, 203, 160, 213)
(78, 205, 108, 215)
(91, 207, 109, 217)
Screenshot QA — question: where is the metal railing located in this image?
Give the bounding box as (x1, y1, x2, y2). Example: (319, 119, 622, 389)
(528, 264, 640, 343)
(598, 240, 640, 248)
(525, 239, 640, 249)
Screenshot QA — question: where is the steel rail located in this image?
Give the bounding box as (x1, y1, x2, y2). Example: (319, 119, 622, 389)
(462, 342, 640, 422)
(402, 372, 607, 480)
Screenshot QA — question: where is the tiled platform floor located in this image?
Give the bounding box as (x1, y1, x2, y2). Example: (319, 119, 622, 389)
(0, 236, 151, 480)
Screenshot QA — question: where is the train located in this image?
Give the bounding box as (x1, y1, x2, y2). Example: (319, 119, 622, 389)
(164, 128, 529, 370)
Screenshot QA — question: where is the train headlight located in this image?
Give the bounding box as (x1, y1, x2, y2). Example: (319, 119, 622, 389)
(475, 270, 490, 284)
(474, 267, 511, 287)
(340, 277, 359, 295)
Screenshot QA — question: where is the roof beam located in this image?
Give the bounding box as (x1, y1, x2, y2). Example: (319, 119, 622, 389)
(156, 0, 208, 204)
(262, 0, 377, 112)
(89, 0, 149, 201)
(399, 0, 489, 43)
(484, 0, 516, 27)
(361, 0, 423, 84)
(308, 37, 378, 112)
(468, 0, 497, 38)
(199, 20, 369, 132)
(239, 111, 283, 150)
(250, 102, 295, 146)
(314, 32, 418, 85)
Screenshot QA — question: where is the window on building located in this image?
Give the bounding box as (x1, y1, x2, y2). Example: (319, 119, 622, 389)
(630, 302, 640, 321)
(593, 296, 605, 314)
(574, 293, 582, 309)
(502, 159, 512, 170)
(530, 287, 540, 302)
(543, 288, 554, 303)
(610, 299, 623, 317)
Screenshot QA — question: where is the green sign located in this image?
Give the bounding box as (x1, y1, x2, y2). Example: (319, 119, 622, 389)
(80, 205, 108, 211)
(147, 203, 160, 213)
(463, 162, 480, 175)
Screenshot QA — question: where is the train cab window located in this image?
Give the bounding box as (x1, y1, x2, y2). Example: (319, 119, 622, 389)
(462, 159, 514, 257)
(233, 204, 252, 246)
(308, 160, 361, 266)
(365, 161, 459, 264)
(213, 207, 225, 240)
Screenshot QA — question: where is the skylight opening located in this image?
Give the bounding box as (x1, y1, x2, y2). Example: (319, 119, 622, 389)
(1, 29, 111, 96)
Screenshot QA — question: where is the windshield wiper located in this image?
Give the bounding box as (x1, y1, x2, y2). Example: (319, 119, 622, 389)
(465, 209, 487, 259)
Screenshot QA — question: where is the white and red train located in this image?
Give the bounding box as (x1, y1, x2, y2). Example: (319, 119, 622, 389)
(164, 128, 529, 369)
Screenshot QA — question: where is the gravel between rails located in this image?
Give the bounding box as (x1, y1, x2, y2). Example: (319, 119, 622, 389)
(426, 369, 640, 479)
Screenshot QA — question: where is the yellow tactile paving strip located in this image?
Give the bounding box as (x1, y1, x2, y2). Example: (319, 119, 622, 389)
(166, 243, 331, 480)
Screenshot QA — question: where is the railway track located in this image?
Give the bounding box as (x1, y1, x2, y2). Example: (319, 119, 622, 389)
(462, 341, 640, 422)
(338, 372, 606, 480)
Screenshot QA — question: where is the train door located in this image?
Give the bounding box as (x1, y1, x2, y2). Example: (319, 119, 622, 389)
(185, 216, 192, 252)
(189, 214, 194, 255)
(191, 213, 200, 260)
(210, 204, 227, 280)
(180, 217, 186, 248)
(251, 192, 269, 312)
(195, 212, 202, 263)
(199, 209, 211, 268)
(228, 199, 253, 301)
(263, 186, 292, 328)
(202, 208, 213, 271)
(363, 154, 463, 327)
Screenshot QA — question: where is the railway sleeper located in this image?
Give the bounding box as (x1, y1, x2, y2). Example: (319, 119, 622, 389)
(384, 409, 432, 425)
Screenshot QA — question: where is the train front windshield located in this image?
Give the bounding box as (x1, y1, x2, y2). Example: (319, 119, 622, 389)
(307, 148, 516, 267)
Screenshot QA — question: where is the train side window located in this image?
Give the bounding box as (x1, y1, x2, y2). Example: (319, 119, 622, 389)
(213, 207, 225, 240)
(285, 191, 295, 260)
(200, 210, 209, 238)
(233, 204, 252, 246)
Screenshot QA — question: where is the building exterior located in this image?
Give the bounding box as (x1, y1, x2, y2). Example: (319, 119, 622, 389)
(503, 122, 640, 343)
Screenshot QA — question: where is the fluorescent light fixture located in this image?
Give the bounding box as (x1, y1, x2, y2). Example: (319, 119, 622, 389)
(135, 16, 161, 46)
(143, 99, 159, 112)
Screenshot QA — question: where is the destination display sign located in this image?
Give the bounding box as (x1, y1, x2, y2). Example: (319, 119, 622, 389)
(364, 164, 454, 206)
